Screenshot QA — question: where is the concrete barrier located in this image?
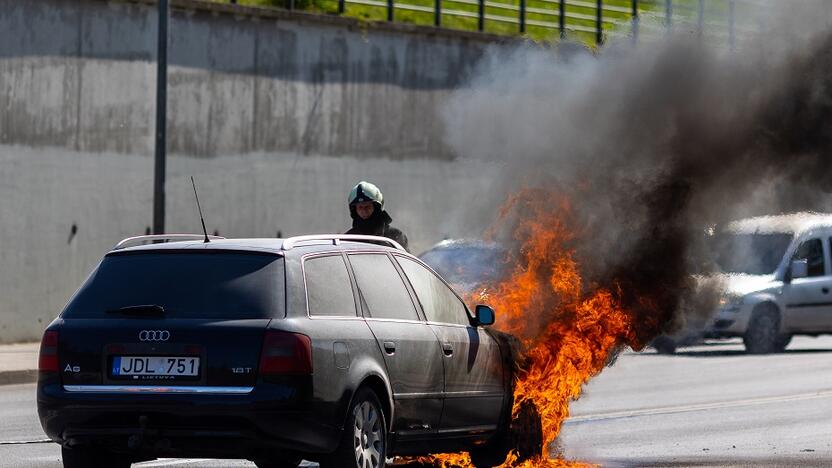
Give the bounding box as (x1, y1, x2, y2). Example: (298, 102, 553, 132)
(0, 0, 509, 342)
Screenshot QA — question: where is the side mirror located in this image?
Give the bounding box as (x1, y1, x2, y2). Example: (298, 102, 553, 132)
(474, 305, 495, 326)
(790, 259, 808, 280)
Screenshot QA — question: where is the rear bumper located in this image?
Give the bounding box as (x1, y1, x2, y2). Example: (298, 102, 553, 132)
(37, 380, 341, 459)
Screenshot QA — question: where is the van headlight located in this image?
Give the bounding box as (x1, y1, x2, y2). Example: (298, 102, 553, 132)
(718, 296, 742, 313)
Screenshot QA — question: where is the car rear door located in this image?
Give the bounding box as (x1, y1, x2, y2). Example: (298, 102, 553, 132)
(57, 251, 283, 390)
(395, 255, 505, 435)
(346, 253, 444, 438)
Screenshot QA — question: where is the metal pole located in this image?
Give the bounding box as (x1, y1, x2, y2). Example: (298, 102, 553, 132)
(596, 0, 603, 46)
(558, 0, 565, 39)
(519, 0, 526, 33)
(387, 0, 393, 21)
(435, 0, 441, 26)
(728, 0, 735, 51)
(632, 0, 638, 44)
(478, 0, 484, 31)
(697, 0, 704, 37)
(339, 0, 345, 14)
(665, 0, 672, 30)
(153, 0, 168, 235)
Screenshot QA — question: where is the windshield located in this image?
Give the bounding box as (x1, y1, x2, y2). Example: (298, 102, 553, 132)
(709, 233, 793, 275)
(63, 252, 284, 319)
(419, 246, 507, 286)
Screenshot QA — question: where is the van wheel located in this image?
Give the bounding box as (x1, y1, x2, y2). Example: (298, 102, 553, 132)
(62, 447, 131, 468)
(652, 336, 677, 355)
(321, 387, 387, 468)
(776, 334, 792, 351)
(744, 307, 780, 354)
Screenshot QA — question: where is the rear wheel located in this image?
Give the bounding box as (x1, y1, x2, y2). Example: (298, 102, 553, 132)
(744, 306, 781, 354)
(321, 387, 387, 468)
(62, 447, 131, 468)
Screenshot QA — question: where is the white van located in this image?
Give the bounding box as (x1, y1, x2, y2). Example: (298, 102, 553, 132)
(659, 213, 832, 354)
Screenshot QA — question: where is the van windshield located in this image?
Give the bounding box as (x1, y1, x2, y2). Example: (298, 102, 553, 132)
(63, 252, 284, 319)
(709, 233, 792, 275)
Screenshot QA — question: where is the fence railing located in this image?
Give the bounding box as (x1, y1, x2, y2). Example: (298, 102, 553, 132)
(227, 0, 745, 46)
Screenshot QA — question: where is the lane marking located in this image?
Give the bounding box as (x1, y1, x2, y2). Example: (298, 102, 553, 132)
(567, 389, 832, 423)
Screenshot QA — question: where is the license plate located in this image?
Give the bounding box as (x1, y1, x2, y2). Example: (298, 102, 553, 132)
(112, 356, 200, 377)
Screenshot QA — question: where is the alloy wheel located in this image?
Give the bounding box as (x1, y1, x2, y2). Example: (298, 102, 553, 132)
(352, 400, 384, 468)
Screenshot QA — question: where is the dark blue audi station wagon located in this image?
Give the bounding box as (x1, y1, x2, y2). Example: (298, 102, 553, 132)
(37, 234, 520, 468)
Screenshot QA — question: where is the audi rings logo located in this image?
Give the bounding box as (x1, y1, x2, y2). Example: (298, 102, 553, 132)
(139, 330, 170, 342)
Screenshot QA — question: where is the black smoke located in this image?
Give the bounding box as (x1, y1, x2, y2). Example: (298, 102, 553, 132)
(443, 2, 832, 344)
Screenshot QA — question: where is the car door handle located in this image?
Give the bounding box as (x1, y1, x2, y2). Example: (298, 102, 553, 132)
(383, 341, 396, 355)
(442, 343, 454, 356)
(823, 287, 830, 294)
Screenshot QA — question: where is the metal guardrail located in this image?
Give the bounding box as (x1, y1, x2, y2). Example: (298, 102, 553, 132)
(228, 0, 742, 46)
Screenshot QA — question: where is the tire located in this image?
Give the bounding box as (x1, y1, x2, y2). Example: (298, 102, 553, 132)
(510, 400, 543, 462)
(744, 307, 781, 354)
(320, 387, 387, 468)
(776, 334, 792, 351)
(62, 447, 131, 468)
(470, 399, 543, 467)
(254, 457, 302, 468)
(652, 336, 677, 355)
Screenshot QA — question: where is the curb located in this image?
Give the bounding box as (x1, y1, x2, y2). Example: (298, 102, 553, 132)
(0, 370, 38, 386)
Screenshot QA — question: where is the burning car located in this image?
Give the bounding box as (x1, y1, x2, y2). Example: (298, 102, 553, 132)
(656, 213, 832, 354)
(38, 234, 538, 468)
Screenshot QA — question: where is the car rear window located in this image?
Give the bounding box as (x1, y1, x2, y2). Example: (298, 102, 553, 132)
(62, 252, 284, 319)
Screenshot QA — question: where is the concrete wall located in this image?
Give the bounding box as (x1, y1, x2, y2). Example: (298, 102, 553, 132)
(0, 0, 506, 343)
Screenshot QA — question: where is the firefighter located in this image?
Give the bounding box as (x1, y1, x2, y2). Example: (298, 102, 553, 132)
(345, 181, 409, 251)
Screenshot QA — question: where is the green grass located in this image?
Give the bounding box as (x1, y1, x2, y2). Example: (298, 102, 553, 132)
(212, 0, 736, 45)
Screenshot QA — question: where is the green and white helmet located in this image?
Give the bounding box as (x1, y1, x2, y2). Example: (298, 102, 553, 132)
(348, 181, 384, 208)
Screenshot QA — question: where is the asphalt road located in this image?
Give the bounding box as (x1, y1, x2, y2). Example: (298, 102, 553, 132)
(4, 337, 832, 467)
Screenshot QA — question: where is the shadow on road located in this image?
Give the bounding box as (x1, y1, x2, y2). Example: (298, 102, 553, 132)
(632, 346, 832, 358)
(596, 456, 832, 467)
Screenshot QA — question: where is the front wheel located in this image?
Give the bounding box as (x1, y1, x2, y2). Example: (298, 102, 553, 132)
(320, 387, 387, 468)
(744, 307, 781, 354)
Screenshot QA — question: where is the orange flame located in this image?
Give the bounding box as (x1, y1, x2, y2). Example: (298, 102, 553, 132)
(412, 189, 641, 467)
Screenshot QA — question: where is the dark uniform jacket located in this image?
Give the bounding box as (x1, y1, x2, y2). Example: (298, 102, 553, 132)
(345, 209, 409, 252)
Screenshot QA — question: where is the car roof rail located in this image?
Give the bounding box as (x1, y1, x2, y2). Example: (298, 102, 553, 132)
(112, 234, 226, 251)
(282, 234, 404, 251)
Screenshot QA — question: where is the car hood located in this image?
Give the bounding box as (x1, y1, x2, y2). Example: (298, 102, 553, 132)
(697, 272, 779, 298)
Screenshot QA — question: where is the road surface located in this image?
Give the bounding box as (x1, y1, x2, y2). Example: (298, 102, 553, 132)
(3, 337, 832, 467)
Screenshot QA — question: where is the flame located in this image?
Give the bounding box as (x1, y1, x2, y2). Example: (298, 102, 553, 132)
(409, 189, 644, 467)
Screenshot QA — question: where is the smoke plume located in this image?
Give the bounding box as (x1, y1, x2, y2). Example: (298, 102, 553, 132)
(444, 1, 832, 343)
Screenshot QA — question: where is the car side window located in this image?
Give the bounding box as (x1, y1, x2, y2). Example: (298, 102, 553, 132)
(304, 255, 357, 317)
(792, 238, 825, 277)
(348, 254, 420, 321)
(396, 256, 470, 326)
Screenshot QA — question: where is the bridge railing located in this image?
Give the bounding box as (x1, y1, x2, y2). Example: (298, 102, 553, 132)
(226, 0, 750, 46)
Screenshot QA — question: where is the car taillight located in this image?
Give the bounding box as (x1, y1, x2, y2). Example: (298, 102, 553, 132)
(259, 331, 312, 376)
(39, 330, 59, 373)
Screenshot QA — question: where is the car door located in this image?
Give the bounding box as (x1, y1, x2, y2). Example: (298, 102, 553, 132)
(783, 237, 832, 332)
(395, 255, 505, 435)
(346, 253, 445, 438)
